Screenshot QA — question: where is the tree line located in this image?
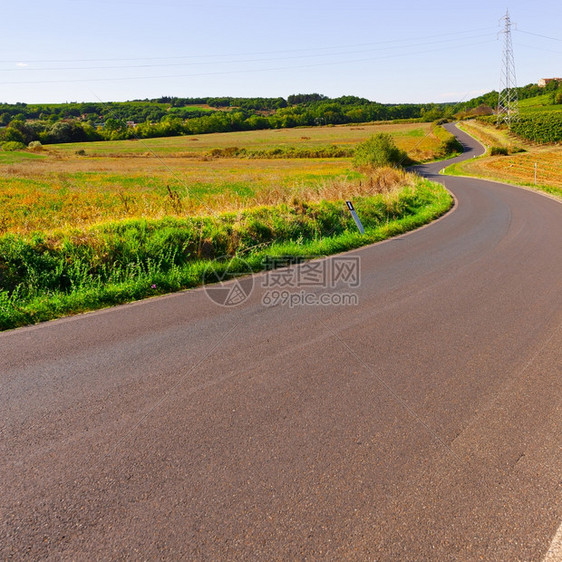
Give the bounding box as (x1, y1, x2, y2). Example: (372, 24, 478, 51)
(0, 94, 454, 146)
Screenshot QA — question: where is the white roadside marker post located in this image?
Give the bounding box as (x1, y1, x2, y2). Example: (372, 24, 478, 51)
(346, 201, 365, 235)
(535, 162, 537, 185)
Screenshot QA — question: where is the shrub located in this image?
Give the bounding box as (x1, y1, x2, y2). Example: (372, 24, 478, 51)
(490, 146, 508, 156)
(353, 133, 410, 168)
(439, 135, 463, 158)
(1, 141, 26, 152)
(28, 140, 43, 151)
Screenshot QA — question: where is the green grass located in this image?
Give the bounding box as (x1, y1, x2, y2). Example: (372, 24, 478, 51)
(0, 151, 46, 164)
(519, 94, 562, 113)
(0, 179, 451, 330)
(0, 121, 460, 329)
(403, 128, 426, 137)
(169, 106, 215, 114)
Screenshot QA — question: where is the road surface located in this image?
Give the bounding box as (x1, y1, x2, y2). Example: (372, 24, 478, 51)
(1, 124, 561, 560)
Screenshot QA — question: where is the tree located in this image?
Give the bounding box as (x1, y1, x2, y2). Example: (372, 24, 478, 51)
(287, 93, 328, 105)
(46, 121, 90, 143)
(104, 118, 126, 133)
(0, 127, 25, 144)
(353, 133, 410, 168)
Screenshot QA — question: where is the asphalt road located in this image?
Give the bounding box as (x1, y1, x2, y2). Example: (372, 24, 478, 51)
(1, 124, 561, 560)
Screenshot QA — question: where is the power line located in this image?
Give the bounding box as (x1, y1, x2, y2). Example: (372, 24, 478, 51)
(0, 34, 496, 73)
(0, 27, 497, 65)
(515, 43, 562, 55)
(2, 39, 497, 86)
(515, 29, 562, 42)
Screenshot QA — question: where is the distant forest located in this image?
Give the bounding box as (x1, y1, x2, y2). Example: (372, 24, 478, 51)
(0, 83, 559, 146)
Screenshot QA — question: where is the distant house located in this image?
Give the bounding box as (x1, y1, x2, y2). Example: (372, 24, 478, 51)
(538, 78, 562, 87)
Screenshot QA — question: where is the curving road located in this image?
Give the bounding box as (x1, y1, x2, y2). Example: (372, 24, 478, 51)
(1, 125, 561, 560)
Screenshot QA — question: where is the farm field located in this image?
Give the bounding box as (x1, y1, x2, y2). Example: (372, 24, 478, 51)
(448, 120, 562, 199)
(49, 121, 442, 157)
(0, 121, 449, 234)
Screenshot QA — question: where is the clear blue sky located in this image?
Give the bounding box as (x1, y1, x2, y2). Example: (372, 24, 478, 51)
(1, 0, 560, 105)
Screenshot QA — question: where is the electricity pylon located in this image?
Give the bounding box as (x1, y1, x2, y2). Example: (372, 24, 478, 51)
(497, 10, 519, 126)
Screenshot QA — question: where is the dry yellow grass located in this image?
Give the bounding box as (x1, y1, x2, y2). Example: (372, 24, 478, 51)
(0, 160, 415, 235)
(0, 121, 444, 235)
(458, 120, 530, 152)
(456, 148, 562, 189)
(50, 121, 444, 161)
(453, 121, 562, 195)
(0, 157, 357, 234)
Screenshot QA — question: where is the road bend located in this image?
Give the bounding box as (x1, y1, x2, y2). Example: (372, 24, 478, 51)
(1, 124, 561, 560)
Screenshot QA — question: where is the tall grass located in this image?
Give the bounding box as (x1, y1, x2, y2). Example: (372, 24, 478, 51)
(0, 175, 451, 330)
(0, 164, 410, 235)
(1, 122, 460, 236)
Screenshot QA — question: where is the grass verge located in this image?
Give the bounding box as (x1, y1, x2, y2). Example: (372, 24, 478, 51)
(0, 177, 451, 330)
(443, 160, 562, 200)
(444, 122, 562, 201)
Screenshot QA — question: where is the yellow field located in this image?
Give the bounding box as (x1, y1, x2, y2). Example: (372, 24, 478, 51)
(453, 121, 562, 194)
(0, 157, 357, 234)
(0, 122, 445, 235)
(50, 121, 443, 160)
(477, 149, 562, 188)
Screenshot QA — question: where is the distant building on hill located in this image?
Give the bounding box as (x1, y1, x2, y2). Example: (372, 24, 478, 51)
(538, 78, 562, 87)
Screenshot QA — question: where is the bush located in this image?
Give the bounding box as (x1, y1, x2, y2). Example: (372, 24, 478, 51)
(0, 126, 25, 144)
(1, 141, 26, 151)
(28, 140, 43, 151)
(353, 133, 410, 168)
(490, 146, 508, 156)
(439, 135, 463, 158)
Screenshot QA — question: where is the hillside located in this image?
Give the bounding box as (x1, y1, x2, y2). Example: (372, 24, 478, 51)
(459, 80, 562, 113)
(518, 93, 562, 113)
